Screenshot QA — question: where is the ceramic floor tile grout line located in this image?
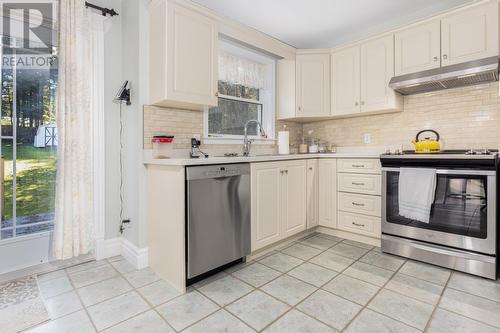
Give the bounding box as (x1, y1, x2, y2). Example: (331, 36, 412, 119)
(26, 233, 500, 332)
(422, 272, 453, 333)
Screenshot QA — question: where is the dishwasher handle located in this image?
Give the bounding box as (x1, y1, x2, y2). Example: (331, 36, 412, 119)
(187, 163, 250, 181)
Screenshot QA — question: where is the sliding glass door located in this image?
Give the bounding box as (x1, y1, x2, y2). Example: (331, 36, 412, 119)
(0, 49, 57, 241)
(0, 1, 58, 274)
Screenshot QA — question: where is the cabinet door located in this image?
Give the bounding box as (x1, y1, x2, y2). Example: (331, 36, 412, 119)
(251, 163, 282, 251)
(306, 159, 319, 229)
(361, 35, 398, 113)
(441, 2, 498, 66)
(277, 59, 296, 119)
(166, 3, 218, 107)
(318, 159, 337, 228)
(282, 160, 307, 238)
(331, 46, 360, 116)
(394, 20, 441, 76)
(296, 54, 331, 117)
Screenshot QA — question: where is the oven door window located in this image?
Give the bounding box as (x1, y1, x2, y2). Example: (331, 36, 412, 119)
(385, 171, 488, 239)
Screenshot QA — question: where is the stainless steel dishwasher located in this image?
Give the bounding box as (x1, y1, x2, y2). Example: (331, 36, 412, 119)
(186, 163, 251, 281)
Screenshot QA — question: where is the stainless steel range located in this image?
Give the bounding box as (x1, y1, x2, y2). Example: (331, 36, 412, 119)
(380, 149, 498, 279)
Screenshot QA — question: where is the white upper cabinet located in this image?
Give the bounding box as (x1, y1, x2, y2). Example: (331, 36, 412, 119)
(277, 59, 296, 120)
(361, 35, 400, 113)
(441, 1, 498, 66)
(331, 46, 360, 116)
(296, 53, 331, 117)
(395, 2, 499, 75)
(395, 20, 441, 76)
(149, 0, 218, 110)
(331, 36, 402, 116)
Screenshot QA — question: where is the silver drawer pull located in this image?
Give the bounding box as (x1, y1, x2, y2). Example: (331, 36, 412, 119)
(351, 182, 365, 186)
(351, 164, 365, 168)
(352, 222, 365, 227)
(352, 202, 365, 207)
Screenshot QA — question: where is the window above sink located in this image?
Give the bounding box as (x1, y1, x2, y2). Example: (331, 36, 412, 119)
(204, 39, 276, 145)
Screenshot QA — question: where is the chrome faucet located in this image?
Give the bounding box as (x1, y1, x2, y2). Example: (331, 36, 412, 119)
(242, 120, 266, 157)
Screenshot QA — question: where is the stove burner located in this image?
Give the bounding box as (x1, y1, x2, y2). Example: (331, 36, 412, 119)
(383, 149, 499, 156)
(465, 149, 495, 155)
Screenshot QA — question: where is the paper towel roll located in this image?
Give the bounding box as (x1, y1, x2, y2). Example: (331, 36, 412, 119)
(278, 131, 290, 155)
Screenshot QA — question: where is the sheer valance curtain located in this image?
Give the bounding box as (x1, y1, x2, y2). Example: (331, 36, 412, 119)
(218, 51, 265, 89)
(54, 0, 104, 259)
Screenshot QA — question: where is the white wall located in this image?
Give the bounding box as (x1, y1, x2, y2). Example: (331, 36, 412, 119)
(90, 0, 123, 241)
(120, 0, 150, 248)
(87, 0, 149, 248)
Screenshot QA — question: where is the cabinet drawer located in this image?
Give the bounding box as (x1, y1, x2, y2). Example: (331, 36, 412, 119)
(338, 211, 381, 238)
(338, 173, 381, 195)
(338, 192, 381, 217)
(337, 159, 381, 174)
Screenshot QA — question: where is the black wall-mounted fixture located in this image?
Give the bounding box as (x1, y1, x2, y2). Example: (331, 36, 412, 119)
(114, 81, 131, 105)
(85, 1, 119, 17)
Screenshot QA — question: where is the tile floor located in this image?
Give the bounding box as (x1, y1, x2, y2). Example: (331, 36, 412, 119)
(24, 233, 500, 332)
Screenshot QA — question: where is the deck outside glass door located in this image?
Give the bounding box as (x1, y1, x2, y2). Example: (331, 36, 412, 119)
(0, 6, 58, 274)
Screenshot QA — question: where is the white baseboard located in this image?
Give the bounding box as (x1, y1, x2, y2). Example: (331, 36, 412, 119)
(121, 237, 149, 270)
(97, 236, 149, 270)
(316, 226, 381, 247)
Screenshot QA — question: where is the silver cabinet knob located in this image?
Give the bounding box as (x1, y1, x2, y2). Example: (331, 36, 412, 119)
(215, 92, 219, 97)
(360, 101, 365, 105)
(298, 106, 302, 111)
(355, 102, 359, 106)
(308, 167, 313, 170)
(433, 56, 439, 62)
(443, 54, 448, 60)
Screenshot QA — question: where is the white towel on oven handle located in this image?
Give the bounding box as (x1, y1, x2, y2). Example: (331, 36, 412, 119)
(398, 167, 437, 223)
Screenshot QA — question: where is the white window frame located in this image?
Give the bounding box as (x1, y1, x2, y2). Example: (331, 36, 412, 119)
(204, 39, 276, 145)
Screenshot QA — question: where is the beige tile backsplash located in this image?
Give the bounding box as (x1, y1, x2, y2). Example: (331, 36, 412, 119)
(304, 82, 500, 151)
(143, 105, 303, 155)
(144, 82, 500, 154)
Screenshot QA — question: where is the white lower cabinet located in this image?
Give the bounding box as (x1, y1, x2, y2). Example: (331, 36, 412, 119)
(318, 159, 337, 229)
(338, 211, 381, 237)
(251, 158, 382, 252)
(336, 159, 382, 239)
(306, 159, 319, 228)
(251, 160, 306, 251)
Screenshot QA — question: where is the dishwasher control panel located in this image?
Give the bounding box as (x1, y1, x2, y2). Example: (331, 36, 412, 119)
(186, 163, 251, 181)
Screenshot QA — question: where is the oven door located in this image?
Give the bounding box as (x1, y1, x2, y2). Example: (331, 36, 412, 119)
(382, 168, 496, 255)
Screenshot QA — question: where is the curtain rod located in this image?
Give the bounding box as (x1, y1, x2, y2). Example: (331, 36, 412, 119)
(85, 1, 119, 17)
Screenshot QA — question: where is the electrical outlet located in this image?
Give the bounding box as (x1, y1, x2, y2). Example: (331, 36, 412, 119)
(363, 133, 371, 144)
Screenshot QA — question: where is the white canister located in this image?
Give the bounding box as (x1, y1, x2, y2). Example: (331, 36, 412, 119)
(278, 131, 290, 155)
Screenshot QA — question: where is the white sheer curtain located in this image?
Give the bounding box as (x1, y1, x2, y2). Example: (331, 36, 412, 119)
(54, 0, 97, 260)
(218, 51, 265, 89)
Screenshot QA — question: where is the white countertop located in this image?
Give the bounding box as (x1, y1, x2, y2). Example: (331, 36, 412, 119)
(144, 152, 382, 166)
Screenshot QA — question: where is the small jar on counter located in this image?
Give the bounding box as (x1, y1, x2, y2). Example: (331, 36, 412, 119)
(152, 135, 174, 159)
(299, 138, 308, 154)
(308, 138, 319, 153)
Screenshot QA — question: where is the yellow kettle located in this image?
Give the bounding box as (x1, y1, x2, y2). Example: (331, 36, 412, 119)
(412, 129, 441, 153)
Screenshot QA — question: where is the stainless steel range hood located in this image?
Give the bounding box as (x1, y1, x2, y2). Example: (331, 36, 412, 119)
(389, 57, 499, 95)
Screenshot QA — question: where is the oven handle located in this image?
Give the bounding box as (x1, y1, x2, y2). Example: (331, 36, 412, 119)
(381, 167, 496, 176)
